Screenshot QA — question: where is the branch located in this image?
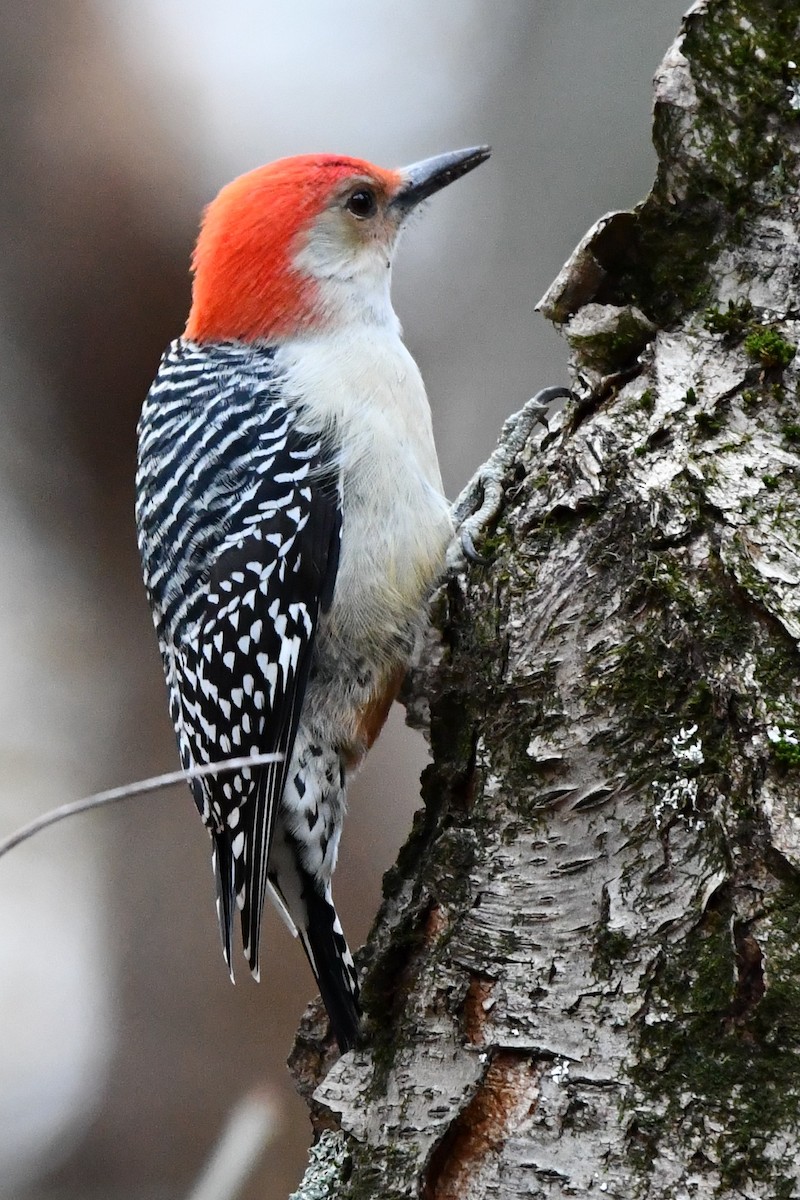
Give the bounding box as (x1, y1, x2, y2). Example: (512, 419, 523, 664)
(186, 1088, 279, 1200)
(0, 752, 283, 860)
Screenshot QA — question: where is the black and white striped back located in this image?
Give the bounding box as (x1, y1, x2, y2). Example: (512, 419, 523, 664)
(135, 337, 343, 984)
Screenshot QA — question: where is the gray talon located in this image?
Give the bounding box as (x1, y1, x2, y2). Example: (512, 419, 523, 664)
(530, 385, 571, 411)
(449, 385, 570, 567)
(460, 526, 488, 565)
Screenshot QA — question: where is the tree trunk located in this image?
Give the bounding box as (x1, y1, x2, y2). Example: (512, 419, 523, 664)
(289, 2, 800, 1195)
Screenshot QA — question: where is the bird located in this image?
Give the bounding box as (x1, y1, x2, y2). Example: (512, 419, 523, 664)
(135, 145, 491, 1052)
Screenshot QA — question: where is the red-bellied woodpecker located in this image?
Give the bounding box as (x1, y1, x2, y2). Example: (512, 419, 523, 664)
(135, 147, 491, 1051)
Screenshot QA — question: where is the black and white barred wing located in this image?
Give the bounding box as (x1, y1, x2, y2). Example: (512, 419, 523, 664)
(170, 418, 341, 979)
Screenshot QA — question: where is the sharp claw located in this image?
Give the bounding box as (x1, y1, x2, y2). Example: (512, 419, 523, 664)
(450, 383, 572, 570)
(529, 385, 572, 410)
(460, 525, 489, 565)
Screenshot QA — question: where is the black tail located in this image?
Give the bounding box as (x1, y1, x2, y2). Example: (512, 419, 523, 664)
(299, 884, 361, 1053)
(211, 831, 235, 978)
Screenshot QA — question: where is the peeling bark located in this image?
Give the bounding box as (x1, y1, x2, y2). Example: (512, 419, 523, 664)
(289, 2, 800, 1196)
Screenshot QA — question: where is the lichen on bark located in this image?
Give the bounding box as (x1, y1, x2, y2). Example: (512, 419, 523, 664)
(288, 2, 800, 1196)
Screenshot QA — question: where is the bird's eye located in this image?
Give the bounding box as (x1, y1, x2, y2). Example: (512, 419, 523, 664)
(346, 188, 378, 219)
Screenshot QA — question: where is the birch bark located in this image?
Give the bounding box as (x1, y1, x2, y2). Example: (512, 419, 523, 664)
(290, 2, 800, 1195)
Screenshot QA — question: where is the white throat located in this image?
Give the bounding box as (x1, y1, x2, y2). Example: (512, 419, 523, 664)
(293, 220, 401, 335)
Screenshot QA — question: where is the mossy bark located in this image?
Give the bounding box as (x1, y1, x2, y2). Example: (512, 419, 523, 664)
(289, 2, 800, 1196)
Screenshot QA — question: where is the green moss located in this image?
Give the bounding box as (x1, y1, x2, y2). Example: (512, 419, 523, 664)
(341, 1149, 410, 1200)
(702, 303, 797, 382)
(606, 202, 717, 327)
(593, 923, 633, 980)
(744, 327, 797, 370)
(567, 306, 656, 373)
(428, 828, 478, 907)
(769, 727, 800, 768)
(781, 422, 800, 446)
(358, 911, 422, 1082)
(629, 881, 800, 1191)
(703, 298, 755, 340)
(703, 301, 796, 372)
(759, 638, 800, 698)
(677, 1, 800, 215)
(588, 539, 800, 827)
(638, 388, 656, 414)
(465, 532, 501, 564)
(590, 1, 800, 330)
(495, 928, 523, 959)
(592, 555, 747, 780)
(773, 740, 800, 767)
(762, 473, 780, 491)
(694, 409, 726, 436)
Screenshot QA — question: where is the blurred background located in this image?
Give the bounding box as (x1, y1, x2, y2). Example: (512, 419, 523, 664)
(0, 1, 687, 1197)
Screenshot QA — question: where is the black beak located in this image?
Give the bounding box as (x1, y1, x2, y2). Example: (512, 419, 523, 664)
(390, 145, 491, 214)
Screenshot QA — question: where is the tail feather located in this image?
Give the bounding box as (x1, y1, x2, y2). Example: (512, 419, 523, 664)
(211, 833, 235, 980)
(239, 757, 286, 981)
(299, 885, 361, 1053)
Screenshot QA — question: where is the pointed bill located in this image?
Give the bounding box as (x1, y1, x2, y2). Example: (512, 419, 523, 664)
(390, 145, 491, 213)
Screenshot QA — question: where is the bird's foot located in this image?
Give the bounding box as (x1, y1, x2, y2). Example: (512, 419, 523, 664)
(448, 386, 571, 568)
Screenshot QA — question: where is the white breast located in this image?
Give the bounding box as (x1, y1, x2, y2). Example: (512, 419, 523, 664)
(274, 326, 453, 664)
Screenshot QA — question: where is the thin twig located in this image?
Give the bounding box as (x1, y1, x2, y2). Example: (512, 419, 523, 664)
(186, 1087, 278, 1200)
(0, 752, 284, 861)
